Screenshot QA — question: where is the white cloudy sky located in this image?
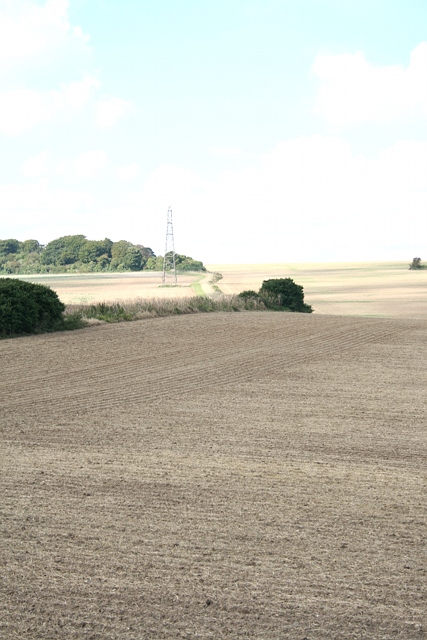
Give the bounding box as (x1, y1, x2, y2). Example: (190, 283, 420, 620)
(1, 0, 426, 262)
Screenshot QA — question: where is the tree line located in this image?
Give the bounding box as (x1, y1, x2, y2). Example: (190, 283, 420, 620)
(0, 235, 206, 275)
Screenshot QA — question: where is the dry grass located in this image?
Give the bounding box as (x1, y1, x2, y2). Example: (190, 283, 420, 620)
(63, 294, 266, 326)
(1, 311, 426, 639)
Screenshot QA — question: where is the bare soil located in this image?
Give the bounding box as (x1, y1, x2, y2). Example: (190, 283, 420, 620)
(1, 312, 426, 639)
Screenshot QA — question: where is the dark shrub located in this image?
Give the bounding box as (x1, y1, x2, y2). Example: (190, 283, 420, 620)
(259, 278, 312, 313)
(0, 278, 66, 337)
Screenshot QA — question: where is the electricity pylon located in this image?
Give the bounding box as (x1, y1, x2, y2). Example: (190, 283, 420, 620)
(162, 207, 177, 284)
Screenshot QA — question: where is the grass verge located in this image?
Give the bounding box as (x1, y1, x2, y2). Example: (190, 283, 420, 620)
(65, 294, 268, 326)
(191, 277, 207, 297)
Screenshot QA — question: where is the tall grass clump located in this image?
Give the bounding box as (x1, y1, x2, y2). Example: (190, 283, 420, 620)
(66, 294, 267, 324)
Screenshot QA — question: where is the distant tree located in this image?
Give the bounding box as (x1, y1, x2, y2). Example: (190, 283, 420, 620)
(259, 278, 313, 312)
(93, 254, 111, 271)
(41, 235, 87, 266)
(121, 246, 143, 271)
(409, 257, 423, 270)
(0, 239, 21, 256)
(20, 239, 41, 254)
(110, 240, 132, 268)
(79, 239, 113, 263)
(145, 256, 165, 270)
(0, 258, 20, 274)
(109, 241, 140, 270)
(135, 244, 156, 267)
(175, 254, 206, 271)
(146, 253, 206, 272)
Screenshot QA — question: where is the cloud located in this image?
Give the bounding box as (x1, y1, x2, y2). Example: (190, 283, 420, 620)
(0, 179, 95, 242)
(0, 76, 99, 135)
(116, 163, 140, 181)
(312, 42, 427, 126)
(0, 1, 129, 134)
(0, 77, 131, 135)
(20, 149, 109, 181)
(209, 146, 243, 157)
(126, 136, 427, 262)
(5, 136, 427, 261)
(53, 76, 100, 114)
(0, 88, 50, 135)
(94, 97, 132, 128)
(0, 0, 90, 71)
(21, 151, 50, 178)
(0, 179, 93, 212)
(69, 150, 109, 180)
(135, 164, 207, 205)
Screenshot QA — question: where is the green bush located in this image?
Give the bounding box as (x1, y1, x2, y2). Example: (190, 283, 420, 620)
(62, 310, 87, 331)
(238, 281, 312, 312)
(0, 278, 66, 337)
(259, 278, 313, 313)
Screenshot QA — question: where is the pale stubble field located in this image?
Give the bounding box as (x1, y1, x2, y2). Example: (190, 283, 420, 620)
(1, 263, 426, 639)
(14, 261, 427, 317)
(12, 271, 207, 305)
(207, 261, 427, 318)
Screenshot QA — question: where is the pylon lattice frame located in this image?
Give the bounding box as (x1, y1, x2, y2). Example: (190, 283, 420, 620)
(162, 207, 177, 284)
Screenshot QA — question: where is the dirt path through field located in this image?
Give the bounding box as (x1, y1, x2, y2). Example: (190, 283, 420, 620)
(1, 312, 426, 639)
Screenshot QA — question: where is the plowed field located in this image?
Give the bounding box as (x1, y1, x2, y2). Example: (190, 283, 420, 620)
(1, 312, 426, 639)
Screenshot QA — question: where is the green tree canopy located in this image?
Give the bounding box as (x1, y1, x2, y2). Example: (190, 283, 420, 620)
(121, 246, 143, 271)
(175, 254, 206, 271)
(41, 235, 87, 266)
(0, 235, 205, 275)
(110, 240, 132, 268)
(0, 239, 21, 256)
(20, 239, 41, 254)
(145, 256, 164, 270)
(79, 239, 113, 263)
(145, 253, 206, 272)
(135, 245, 156, 262)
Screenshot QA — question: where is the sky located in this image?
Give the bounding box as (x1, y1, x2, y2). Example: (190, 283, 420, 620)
(1, 0, 426, 263)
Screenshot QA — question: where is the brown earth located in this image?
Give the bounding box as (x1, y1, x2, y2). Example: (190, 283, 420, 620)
(1, 312, 426, 639)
